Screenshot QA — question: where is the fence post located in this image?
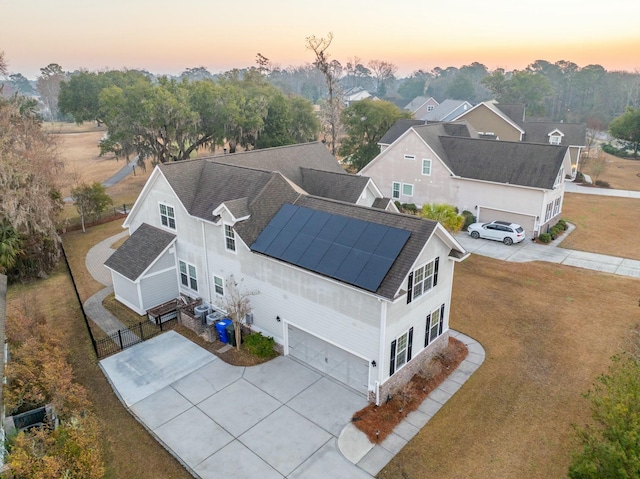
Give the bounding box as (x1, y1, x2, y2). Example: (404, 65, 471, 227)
(123, 204, 127, 215)
(117, 330, 123, 351)
(139, 321, 144, 340)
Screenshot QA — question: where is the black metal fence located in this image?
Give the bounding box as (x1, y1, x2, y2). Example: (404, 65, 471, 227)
(95, 318, 176, 359)
(62, 203, 134, 232)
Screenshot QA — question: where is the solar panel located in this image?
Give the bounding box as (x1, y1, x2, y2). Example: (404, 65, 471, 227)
(251, 204, 411, 293)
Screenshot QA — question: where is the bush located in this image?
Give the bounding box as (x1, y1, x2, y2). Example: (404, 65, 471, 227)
(538, 233, 551, 243)
(550, 226, 562, 238)
(575, 171, 585, 183)
(244, 332, 275, 358)
(401, 203, 418, 214)
(601, 143, 627, 157)
(594, 179, 610, 188)
(461, 210, 476, 231)
(557, 219, 567, 230)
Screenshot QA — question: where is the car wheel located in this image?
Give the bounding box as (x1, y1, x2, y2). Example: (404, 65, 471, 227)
(471, 231, 480, 239)
(503, 237, 513, 246)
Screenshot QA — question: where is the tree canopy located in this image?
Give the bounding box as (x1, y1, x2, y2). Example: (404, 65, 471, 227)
(339, 98, 411, 171)
(419, 203, 464, 233)
(609, 107, 640, 155)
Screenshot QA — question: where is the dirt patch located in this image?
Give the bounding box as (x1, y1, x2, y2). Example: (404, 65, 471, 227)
(353, 337, 467, 443)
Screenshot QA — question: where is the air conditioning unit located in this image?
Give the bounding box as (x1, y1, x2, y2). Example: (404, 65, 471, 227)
(245, 312, 254, 325)
(194, 304, 210, 324)
(206, 311, 223, 326)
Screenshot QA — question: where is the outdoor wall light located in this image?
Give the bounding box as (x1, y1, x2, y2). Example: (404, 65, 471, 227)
(371, 360, 377, 367)
(276, 315, 281, 322)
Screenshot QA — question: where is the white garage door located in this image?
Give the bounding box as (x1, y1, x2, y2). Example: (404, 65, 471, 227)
(287, 325, 369, 395)
(478, 207, 536, 237)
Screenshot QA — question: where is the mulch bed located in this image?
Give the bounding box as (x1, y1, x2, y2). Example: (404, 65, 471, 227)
(352, 336, 468, 444)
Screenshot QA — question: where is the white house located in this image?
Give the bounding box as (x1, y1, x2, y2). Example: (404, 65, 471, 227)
(361, 122, 570, 237)
(104, 142, 468, 403)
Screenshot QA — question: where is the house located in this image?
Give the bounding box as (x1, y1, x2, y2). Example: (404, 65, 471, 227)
(360, 122, 570, 237)
(403, 96, 439, 120)
(105, 142, 468, 403)
(452, 101, 586, 178)
(419, 99, 473, 122)
(343, 86, 373, 106)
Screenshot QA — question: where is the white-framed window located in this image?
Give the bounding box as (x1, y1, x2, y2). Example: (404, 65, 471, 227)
(425, 305, 444, 346)
(404, 154, 416, 160)
(390, 328, 413, 375)
(554, 167, 564, 187)
(545, 202, 554, 222)
(179, 260, 198, 291)
(224, 224, 236, 252)
(407, 257, 439, 303)
(427, 105, 435, 112)
(549, 135, 562, 145)
(159, 203, 175, 229)
(392, 181, 401, 199)
(553, 197, 562, 216)
(402, 183, 413, 197)
(422, 159, 432, 176)
(213, 275, 224, 296)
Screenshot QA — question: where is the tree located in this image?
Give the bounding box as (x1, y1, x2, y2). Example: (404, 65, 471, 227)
(447, 74, 476, 101)
(368, 59, 397, 97)
(0, 51, 7, 77)
(0, 220, 24, 274)
(216, 275, 258, 351)
(8, 73, 34, 96)
(398, 71, 429, 100)
(306, 33, 343, 155)
(36, 63, 65, 121)
(419, 204, 464, 233)
(0, 94, 63, 281)
(70, 182, 113, 232)
(609, 107, 640, 156)
(339, 99, 411, 171)
(568, 353, 640, 478)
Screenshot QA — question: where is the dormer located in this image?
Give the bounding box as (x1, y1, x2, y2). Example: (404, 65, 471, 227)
(548, 129, 564, 145)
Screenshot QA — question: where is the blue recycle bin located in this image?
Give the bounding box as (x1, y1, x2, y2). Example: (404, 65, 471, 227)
(216, 319, 232, 343)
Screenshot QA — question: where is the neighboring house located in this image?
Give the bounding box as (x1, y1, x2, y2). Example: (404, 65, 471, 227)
(105, 142, 468, 403)
(453, 101, 586, 178)
(361, 122, 570, 237)
(343, 86, 373, 106)
(403, 96, 439, 120)
(420, 99, 473, 122)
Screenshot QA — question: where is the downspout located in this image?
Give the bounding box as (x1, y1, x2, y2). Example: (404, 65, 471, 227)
(376, 299, 387, 406)
(200, 220, 212, 303)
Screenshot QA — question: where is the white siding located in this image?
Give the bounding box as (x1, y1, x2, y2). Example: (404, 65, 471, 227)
(140, 271, 179, 312)
(146, 248, 176, 275)
(112, 273, 142, 314)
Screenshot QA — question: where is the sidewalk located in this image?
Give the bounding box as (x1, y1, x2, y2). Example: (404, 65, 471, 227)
(564, 181, 640, 198)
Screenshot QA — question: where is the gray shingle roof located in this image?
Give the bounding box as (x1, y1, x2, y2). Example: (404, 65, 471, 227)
(523, 121, 586, 146)
(104, 223, 176, 281)
(300, 168, 370, 203)
(422, 100, 471, 121)
(495, 103, 526, 126)
(379, 119, 426, 145)
(439, 137, 567, 189)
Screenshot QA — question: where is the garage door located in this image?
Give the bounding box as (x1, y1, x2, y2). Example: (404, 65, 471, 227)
(287, 325, 369, 395)
(478, 207, 536, 237)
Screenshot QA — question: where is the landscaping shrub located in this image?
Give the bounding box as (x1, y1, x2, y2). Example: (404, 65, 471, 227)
(594, 179, 610, 188)
(461, 210, 476, 231)
(550, 226, 562, 238)
(575, 171, 585, 183)
(601, 143, 627, 158)
(244, 332, 275, 358)
(557, 219, 568, 230)
(539, 233, 551, 243)
(401, 203, 418, 214)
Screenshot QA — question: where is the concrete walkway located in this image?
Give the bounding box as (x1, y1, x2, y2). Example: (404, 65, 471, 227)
(565, 181, 640, 198)
(100, 330, 484, 478)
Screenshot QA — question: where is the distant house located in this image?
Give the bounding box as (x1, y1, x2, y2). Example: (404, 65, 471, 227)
(343, 86, 373, 106)
(419, 99, 473, 122)
(403, 96, 439, 120)
(105, 142, 468, 404)
(361, 121, 570, 237)
(453, 101, 586, 178)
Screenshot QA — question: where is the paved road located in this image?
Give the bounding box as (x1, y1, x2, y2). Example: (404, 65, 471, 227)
(564, 181, 640, 198)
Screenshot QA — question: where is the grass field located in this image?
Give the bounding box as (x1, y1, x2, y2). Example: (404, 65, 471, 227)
(379, 255, 640, 479)
(560, 193, 640, 260)
(581, 152, 640, 191)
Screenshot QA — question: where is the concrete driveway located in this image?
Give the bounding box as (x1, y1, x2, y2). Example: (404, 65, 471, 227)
(100, 331, 373, 479)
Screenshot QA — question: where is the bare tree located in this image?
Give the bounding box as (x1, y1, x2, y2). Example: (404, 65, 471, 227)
(306, 33, 343, 155)
(368, 59, 397, 97)
(589, 149, 608, 184)
(37, 63, 66, 121)
(0, 51, 7, 78)
(216, 275, 259, 351)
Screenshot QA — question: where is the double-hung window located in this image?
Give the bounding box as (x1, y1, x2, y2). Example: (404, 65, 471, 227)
(407, 257, 439, 303)
(422, 159, 432, 176)
(392, 182, 401, 199)
(425, 305, 445, 346)
(159, 203, 175, 229)
(389, 328, 413, 375)
(179, 261, 198, 291)
(552, 197, 561, 216)
(224, 224, 236, 252)
(213, 275, 224, 296)
(545, 202, 553, 222)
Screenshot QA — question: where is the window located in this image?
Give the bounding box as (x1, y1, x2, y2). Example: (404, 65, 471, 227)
(407, 257, 439, 303)
(225, 224, 236, 251)
(549, 135, 561, 145)
(425, 305, 445, 346)
(553, 197, 561, 216)
(179, 261, 198, 291)
(392, 182, 401, 199)
(404, 154, 416, 160)
(554, 168, 564, 187)
(427, 105, 434, 112)
(213, 275, 224, 296)
(545, 202, 553, 222)
(159, 203, 175, 229)
(402, 183, 413, 197)
(390, 328, 413, 375)
(422, 159, 432, 176)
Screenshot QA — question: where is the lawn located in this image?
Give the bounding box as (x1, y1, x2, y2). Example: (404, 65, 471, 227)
(581, 152, 640, 191)
(559, 192, 640, 260)
(378, 255, 640, 479)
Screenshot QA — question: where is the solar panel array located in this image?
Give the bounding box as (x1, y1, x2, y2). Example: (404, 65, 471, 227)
(251, 204, 411, 292)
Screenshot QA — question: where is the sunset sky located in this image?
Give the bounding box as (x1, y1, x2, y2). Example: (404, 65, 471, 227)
(2, 0, 639, 79)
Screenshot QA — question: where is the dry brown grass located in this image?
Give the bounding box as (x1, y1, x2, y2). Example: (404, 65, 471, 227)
(581, 152, 640, 191)
(379, 255, 640, 479)
(559, 192, 640, 260)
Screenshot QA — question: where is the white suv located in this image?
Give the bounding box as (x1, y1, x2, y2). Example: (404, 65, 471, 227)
(467, 220, 526, 245)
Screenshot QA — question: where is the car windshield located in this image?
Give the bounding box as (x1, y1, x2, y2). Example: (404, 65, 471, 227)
(516, 227, 524, 233)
